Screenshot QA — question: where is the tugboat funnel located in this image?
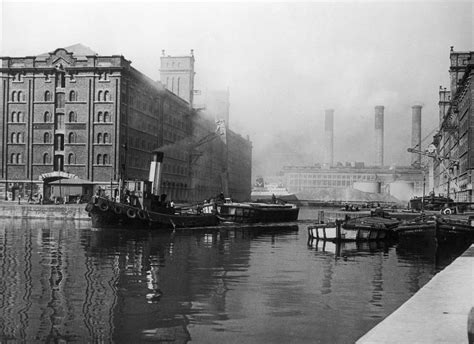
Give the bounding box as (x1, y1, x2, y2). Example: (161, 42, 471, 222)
(149, 151, 164, 196)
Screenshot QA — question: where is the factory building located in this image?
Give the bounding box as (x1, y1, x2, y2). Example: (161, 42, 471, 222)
(435, 47, 474, 202)
(280, 104, 424, 203)
(0, 44, 252, 202)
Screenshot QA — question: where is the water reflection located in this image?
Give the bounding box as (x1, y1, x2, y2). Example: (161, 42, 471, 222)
(0, 218, 470, 343)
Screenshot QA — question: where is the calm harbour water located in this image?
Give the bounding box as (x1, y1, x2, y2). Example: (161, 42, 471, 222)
(0, 207, 470, 343)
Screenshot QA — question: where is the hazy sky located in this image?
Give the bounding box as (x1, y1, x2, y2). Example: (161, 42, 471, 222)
(1, 1, 473, 177)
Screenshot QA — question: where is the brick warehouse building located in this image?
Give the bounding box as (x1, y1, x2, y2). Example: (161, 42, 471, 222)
(435, 47, 474, 202)
(0, 44, 252, 202)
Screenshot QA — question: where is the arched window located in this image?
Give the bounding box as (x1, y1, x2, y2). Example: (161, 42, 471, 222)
(98, 90, 103, 101)
(104, 112, 110, 122)
(68, 132, 76, 143)
(97, 112, 103, 122)
(17, 153, 22, 164)
(69, 111, 77, 122)
(103, 154, 108, 165)
(10, 153, 15, 164)
(171, 78, 175, 92)
(44, 132, 50, 143)
(11, 112, 16, 122)
(68, 153, 75, 165)
(17, 112, 23, 122)
(17, 132, 22, 143)
(11, 132, 16, 143)
(17, 91, 23, 102)
(177, 77, 180, 95)
(104, 91, 109, 101)
(43, 153, 49, 164)
(97, 154, 102, 165)
(44, 91, 51, 102)
(69, 90, 77, 101)
(103, 133, 109, 144)
(11, 91, 16, 102)
(97, 133, 102, 144)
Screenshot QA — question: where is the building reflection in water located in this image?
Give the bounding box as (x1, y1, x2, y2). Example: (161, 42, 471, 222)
(1, 218, 470, 343)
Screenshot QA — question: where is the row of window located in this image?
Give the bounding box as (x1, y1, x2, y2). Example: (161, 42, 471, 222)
(10, 132, 24, 144)
(10, 112, 24, 122)
(43, 132, 80, 144)
(41, 111, 111, 123)
(9, 152, 110, 165)
(11, 90, 111, 103)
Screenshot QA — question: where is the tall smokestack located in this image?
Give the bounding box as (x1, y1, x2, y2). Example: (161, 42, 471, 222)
(374, 106, 384, 167)
(411, 105, 422, 165)
(324, 109, 334, 166)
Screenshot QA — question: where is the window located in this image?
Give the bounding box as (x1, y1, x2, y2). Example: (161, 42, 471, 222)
(11, 91, 16, 102)
(177, 77, 180, 95)
(55, 113, 65, 130)
(11, 133, 16, 143)
(68, 132, 76, 143)
(104, 111, 110, 122)
(69, 90, 77, 102)
(18, 133, 23, 143)
(44, 91, 51, 102)
(17, 91, 23, 102)
(68, 153, 75, 165)
(56, 93, 65, 108)
(69, 111, 77, 122)
(98, 90, 103, 101)
(44, 132, 50, 143)
(97, 112, 103, 122)
(54, 134, 64, 151)
(45, 73, 50, 82)
(17, 153, 22, 164)
(10, 153, 15, 164)
(56, 72, 65, 88)
(97, 154, 102, 165)
(97, 133, 102, 144)
(43, 153, 50, 164)
(69, 73, 75, 82)
(104, 90, 109, 101)
(103, 133, 109, 144)
(11, 112, 16, 122)
(17, 112, 23, 122)
(103, 154, 108, 165)
(44, 111, 51, 122)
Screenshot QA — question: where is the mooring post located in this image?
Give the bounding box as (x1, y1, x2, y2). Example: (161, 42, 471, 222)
(336, 220, 341, 241)
(323, 226, 327, 240)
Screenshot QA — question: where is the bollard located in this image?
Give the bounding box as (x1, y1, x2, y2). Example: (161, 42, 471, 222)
(318, 210, 325, 224)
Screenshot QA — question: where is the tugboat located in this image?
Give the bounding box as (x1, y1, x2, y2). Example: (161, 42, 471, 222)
(85, 151, 218, 229)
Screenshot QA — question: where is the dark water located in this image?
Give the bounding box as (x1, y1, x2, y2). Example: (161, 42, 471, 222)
(0, 207, 470, 343)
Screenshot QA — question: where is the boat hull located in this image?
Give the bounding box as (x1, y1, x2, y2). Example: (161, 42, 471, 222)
(215, 202, 299, 224)
(86, 197, 218, 229)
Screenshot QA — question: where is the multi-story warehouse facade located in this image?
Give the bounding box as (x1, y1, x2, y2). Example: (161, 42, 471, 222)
(435, 48, 473, 202)
(0, 44, 252, 202)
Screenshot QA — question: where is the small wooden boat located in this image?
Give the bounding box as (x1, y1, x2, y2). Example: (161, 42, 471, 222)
(203, 201, 299, 224)
(308, 209, 399, 242)
(86, 196, 218, 229)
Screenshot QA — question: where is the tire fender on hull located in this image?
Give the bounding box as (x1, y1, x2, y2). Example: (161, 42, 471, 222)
(127, 208, 137, 219)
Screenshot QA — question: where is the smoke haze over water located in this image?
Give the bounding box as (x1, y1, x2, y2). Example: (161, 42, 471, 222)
(1, 2, 472, 178)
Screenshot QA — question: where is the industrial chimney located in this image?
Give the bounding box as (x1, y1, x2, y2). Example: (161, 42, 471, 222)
(324, 109, 334, 167)
(374, 106, 384, 167)
(411, 105, 422, 165)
